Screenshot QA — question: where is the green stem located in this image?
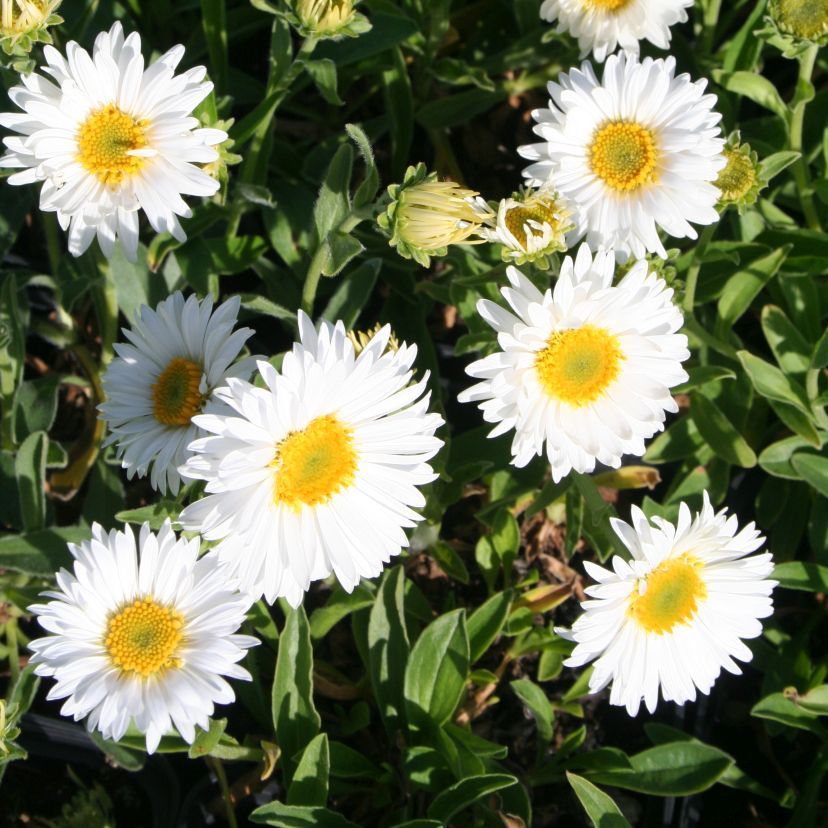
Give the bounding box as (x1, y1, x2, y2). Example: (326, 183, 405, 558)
(228, 34, 319, 237)
(789, 44, 822, 233)
(682, 222, 718, 312)
(93, 257, 119, 366)
(209, 757, 238, 828)
(700, 0, 723, 54)
(6, 617, 19, 686)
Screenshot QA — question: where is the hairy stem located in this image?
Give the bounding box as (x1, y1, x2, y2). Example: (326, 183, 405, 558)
(789, 44, 822, 232)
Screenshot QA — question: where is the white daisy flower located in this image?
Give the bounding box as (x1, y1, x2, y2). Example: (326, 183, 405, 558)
(28, 521, 258, 753)
(458, 245, 689, 480)
(0, 22, 225, 260)
(519, 52, 725, 261)
(481, 185, 572, 268)
(540, 0, 693, 63)
(558, 493, 776, 715)
(100, 291, 256, 496)
(178, 313, 444, 607)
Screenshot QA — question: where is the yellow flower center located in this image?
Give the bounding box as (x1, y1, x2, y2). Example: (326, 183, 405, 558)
(272, 414, 358, 510)
(151, 357, 205, 427)
(773, 0, 828, 38)
(505, 203, 560, 248)
(104, 597, 184, 677)
(584, 0, 634, 11)
(534, 325, 624, 406)
(628, 555, 707, 634)
(589, 121, 659, 192)
(77, 104, 148, 186)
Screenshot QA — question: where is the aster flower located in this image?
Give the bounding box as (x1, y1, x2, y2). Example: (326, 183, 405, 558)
(0, 22, 226, 260)
(481, 185, 572, 269)
(558, 494, 776, 715)
(289, 0, 371, 38)
(377, 162, 493, 267)
(540, 0, 693, 63)
(179, 313, 444, 607)
(28, 521, 258, 753)
(458, 245, 689, 480)
(100, 292, 256, 496)
(0, 0, 62, 74)
(519, 52, 725, 261)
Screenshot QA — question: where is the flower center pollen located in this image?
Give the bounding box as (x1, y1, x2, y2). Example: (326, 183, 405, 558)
(716, 148, 757, 203)
(77, 104, 148, 185)
(589, 121, 658, 192)
(272, 414, 358, 510)
(505, 204, 560, 248)
(584, 0, 634, 10)
(535, 325, 624, 406)
(773, 0, 828, 39)
(628, 555, 707, 634)
(105, 597, 184, 677)
(151, 357, 205, 427)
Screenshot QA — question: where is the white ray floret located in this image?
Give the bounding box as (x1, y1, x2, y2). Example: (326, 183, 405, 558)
(100, 292, 256, 496)
(0, 22, 225, 260)
(558, 493, 776, 715)
(29, 521, 258, 753)
(179, 313, 445, 607)
(458, 245, 689, 480)
(540, 0, 693, 63)
(519, 52, 725, 261)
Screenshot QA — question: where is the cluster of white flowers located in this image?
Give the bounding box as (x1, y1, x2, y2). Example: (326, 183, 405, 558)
(1, 7, 777, 750)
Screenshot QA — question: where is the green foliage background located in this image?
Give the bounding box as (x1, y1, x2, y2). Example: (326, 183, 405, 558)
(1, 0, 827, 825)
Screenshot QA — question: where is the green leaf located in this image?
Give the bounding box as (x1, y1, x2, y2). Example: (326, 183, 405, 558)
(690, 394, 757, 467)
(758, 151, 801, 181)
(200, 0, 228, 90)
(310, 584, 375, 640)
(791, 453, 828, 498)
(187, 719, 228, 759)
(88, 731, 146, 772)
(329, 742, 381, 779)
(317, 231, 365, 279)
(382, 47, 414, 180)
(586, 742, 734, 796)
(511, 678, 554, 750)
(773, 561, 828, 592)
(759, 436, 821, 479)
(716, 246, 789, 328)
(313, 143, 354, 244)
(368, 566, 410, 736)
(491, 509, 520, 578)
(250, 803, 360, 827)
(13, 375, 60, 443)
(567, 772, 632, 828)
(0, 526, 85, 575)
(15, 431, 48, 532)
(644, 416, 707, 464)
(752, 692, 828, 736)
(793, 685, 828, 715)
(426, 773, 517, 823)
(115, 500, 181, 530)
(303, 59, 343, 105)
(430, 541, 471, 584)
(289, 733, 330, 807)
(404, 609, 470, 732)
(272, 606, 321, 780)
(345, 123, 380, 208)
(761, 305, 812, 375)
(467, 590, 513, 662)
(721, 71, 787, 118)
(673, 365, 737, 394)
(738, 350, 811, 414)
(321, 258, 381, 329)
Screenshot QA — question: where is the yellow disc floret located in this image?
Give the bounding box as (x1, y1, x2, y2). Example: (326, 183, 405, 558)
(771, 0, 828, 39)
(505, 201, 564, 249)
(716, 147, 757, 203)
(628, 555, 707, 634)
(105, 597, 184, 677)
(535, 325, 624, 406)
(151, 357, 205, 427)
(273, 414, 358, 510)
(584, 0, 634, 11)
(77, 104, 148, 186)
(589, 121, 659, 192)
